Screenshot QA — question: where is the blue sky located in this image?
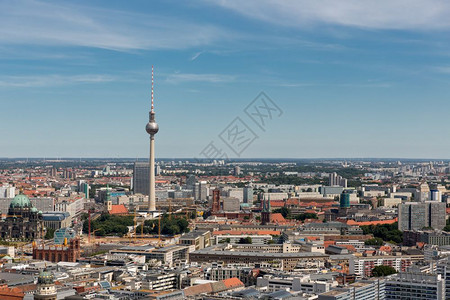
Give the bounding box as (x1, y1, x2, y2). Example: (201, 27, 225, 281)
(1, 0, 450, 159)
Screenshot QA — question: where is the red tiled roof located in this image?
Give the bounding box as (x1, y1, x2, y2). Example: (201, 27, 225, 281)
(223, 278, 244, 289)
(269, 200, 285, 207)
(270, 213, 287, 224)
(344, 218, 397, 226)
(109, 204, 128, 215)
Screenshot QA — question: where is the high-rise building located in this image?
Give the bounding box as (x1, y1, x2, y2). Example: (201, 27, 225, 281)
(385, 272, 445, 300)
(328, 172, 347, 188)
(417, 182, 430, 201)
(243, 186, 253, 204)
(78, 180, 90, 199)
(0, 184, 15, 198)
(145, 66, 159, 212)
(437, 257, 450, 299)
(234, 165, 241, 176)
(398, 201, 446, 231)
(133, 162, 150, 196)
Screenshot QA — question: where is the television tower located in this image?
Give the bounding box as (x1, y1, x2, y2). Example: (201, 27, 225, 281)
(145, 66, 159, 212)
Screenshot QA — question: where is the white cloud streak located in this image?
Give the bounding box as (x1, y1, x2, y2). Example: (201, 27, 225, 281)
(165, 73, 236, 84)
(210, 0, 450, 30)
(0, 0, 229, 51)
(0, 74, 116, 88)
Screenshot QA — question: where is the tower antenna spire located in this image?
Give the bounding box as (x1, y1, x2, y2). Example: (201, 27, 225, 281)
(151, 65, 154, 113)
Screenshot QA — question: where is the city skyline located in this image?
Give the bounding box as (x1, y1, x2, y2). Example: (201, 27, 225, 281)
(1, 1, 450, 158)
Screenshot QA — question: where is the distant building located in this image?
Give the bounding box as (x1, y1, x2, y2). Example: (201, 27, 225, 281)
(350, 255, 423, 277)
(398, 201, 446, 231)
(403, 230, 450, 247)
(243, 186, 253, 204)
(34, 270, 57, 300)
(0, 194, 43, 240)
(328, 172, 347, 188)
(32, 236, 80, 263)
(318, 279, 385, 300)
(0, 184, 15, 198)
(133, 162, 150, 195)
(234, 166, 241, 176)
(179, 230, 211, 250)
(437, 257, 450, 299)
(385, 272, 445, 300)
(41, 212, 71, 230)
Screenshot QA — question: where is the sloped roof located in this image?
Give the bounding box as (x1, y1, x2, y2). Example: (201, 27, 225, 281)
(109, 204, 128, 215)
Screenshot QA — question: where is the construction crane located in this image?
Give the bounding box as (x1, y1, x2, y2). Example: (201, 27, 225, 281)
(89, 229, 100, 244)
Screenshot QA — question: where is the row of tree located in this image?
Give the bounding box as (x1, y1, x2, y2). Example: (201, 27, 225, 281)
(272, 207, 318, 221)
(361, 222, 403, 244)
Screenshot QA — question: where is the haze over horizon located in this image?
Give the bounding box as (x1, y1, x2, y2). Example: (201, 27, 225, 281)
(1, 0, 450, 159)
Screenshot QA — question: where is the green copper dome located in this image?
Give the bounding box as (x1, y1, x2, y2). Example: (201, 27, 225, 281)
(31, 207, 38, 213)
(38, 271, 54, 284)
(10, 194, 31, 208)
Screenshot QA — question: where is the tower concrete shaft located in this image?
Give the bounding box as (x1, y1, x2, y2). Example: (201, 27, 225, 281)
(149, 131, 156, 212)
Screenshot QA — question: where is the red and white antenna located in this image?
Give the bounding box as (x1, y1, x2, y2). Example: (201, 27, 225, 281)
(151, 65, 154, 113)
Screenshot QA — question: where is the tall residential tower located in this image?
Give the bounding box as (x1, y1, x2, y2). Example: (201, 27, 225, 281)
(145, 66, 159, 212)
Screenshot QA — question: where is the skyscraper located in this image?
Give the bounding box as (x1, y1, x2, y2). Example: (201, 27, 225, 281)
(398, 201, 446, 231)
(145, 66, 159, 212)
(133, 162, 150, 195)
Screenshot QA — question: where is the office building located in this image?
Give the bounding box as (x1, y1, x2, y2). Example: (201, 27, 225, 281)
(318, 279, 385, 300)
(385, 272, 445, 300)
(398, 201, 446, 231)
(0, 184, 15, 198)
(329, 172, 347, 188)
(133, 162, 150, 196)
(243, 185, 253, 204)
(350, 255, 423, 277)
(437, 257, 450, 299)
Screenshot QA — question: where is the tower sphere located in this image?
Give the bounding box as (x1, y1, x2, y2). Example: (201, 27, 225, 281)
(146, 120, 159, 135)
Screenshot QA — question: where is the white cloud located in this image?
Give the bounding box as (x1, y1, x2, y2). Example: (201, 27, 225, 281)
(190, 51, 205, 61)
(166, 73, 236, 84)
(0, 74, 117, 87)
(209, 0, 450, 30)
(433, 66, 450, 74)
(0, 0, 229, 51)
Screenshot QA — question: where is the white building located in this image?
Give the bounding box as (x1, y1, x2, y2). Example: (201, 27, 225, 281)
(385, 272, 445, 300)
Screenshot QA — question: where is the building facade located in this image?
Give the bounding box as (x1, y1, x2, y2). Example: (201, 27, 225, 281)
(0, 194, 43, 240)
(398, 201, 446, 231)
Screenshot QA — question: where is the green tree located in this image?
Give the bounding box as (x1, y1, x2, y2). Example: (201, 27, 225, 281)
(45, 228, 55, 240)
(238, 237, 252, 244)
(295, 213, 318, 221)
(371, 265, 397, 277)
(273, 207, 291, 219)
(364, 237, 384, 246)
(361, 222, 402, 244)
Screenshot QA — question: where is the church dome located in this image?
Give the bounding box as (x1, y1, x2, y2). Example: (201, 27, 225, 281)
(38, 270, 54, 284)
(9, 194, 32, 208)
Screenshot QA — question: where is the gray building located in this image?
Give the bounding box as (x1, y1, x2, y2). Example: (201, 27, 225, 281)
(385, 272, 445, 300)
(399, 201, 446, 231)
(318, 279, 385, 300)
(133, 162, 149, 195)
(437, 257, 450, 300)
(243, 186, 253, 204)
(0, 197, 54, 214)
